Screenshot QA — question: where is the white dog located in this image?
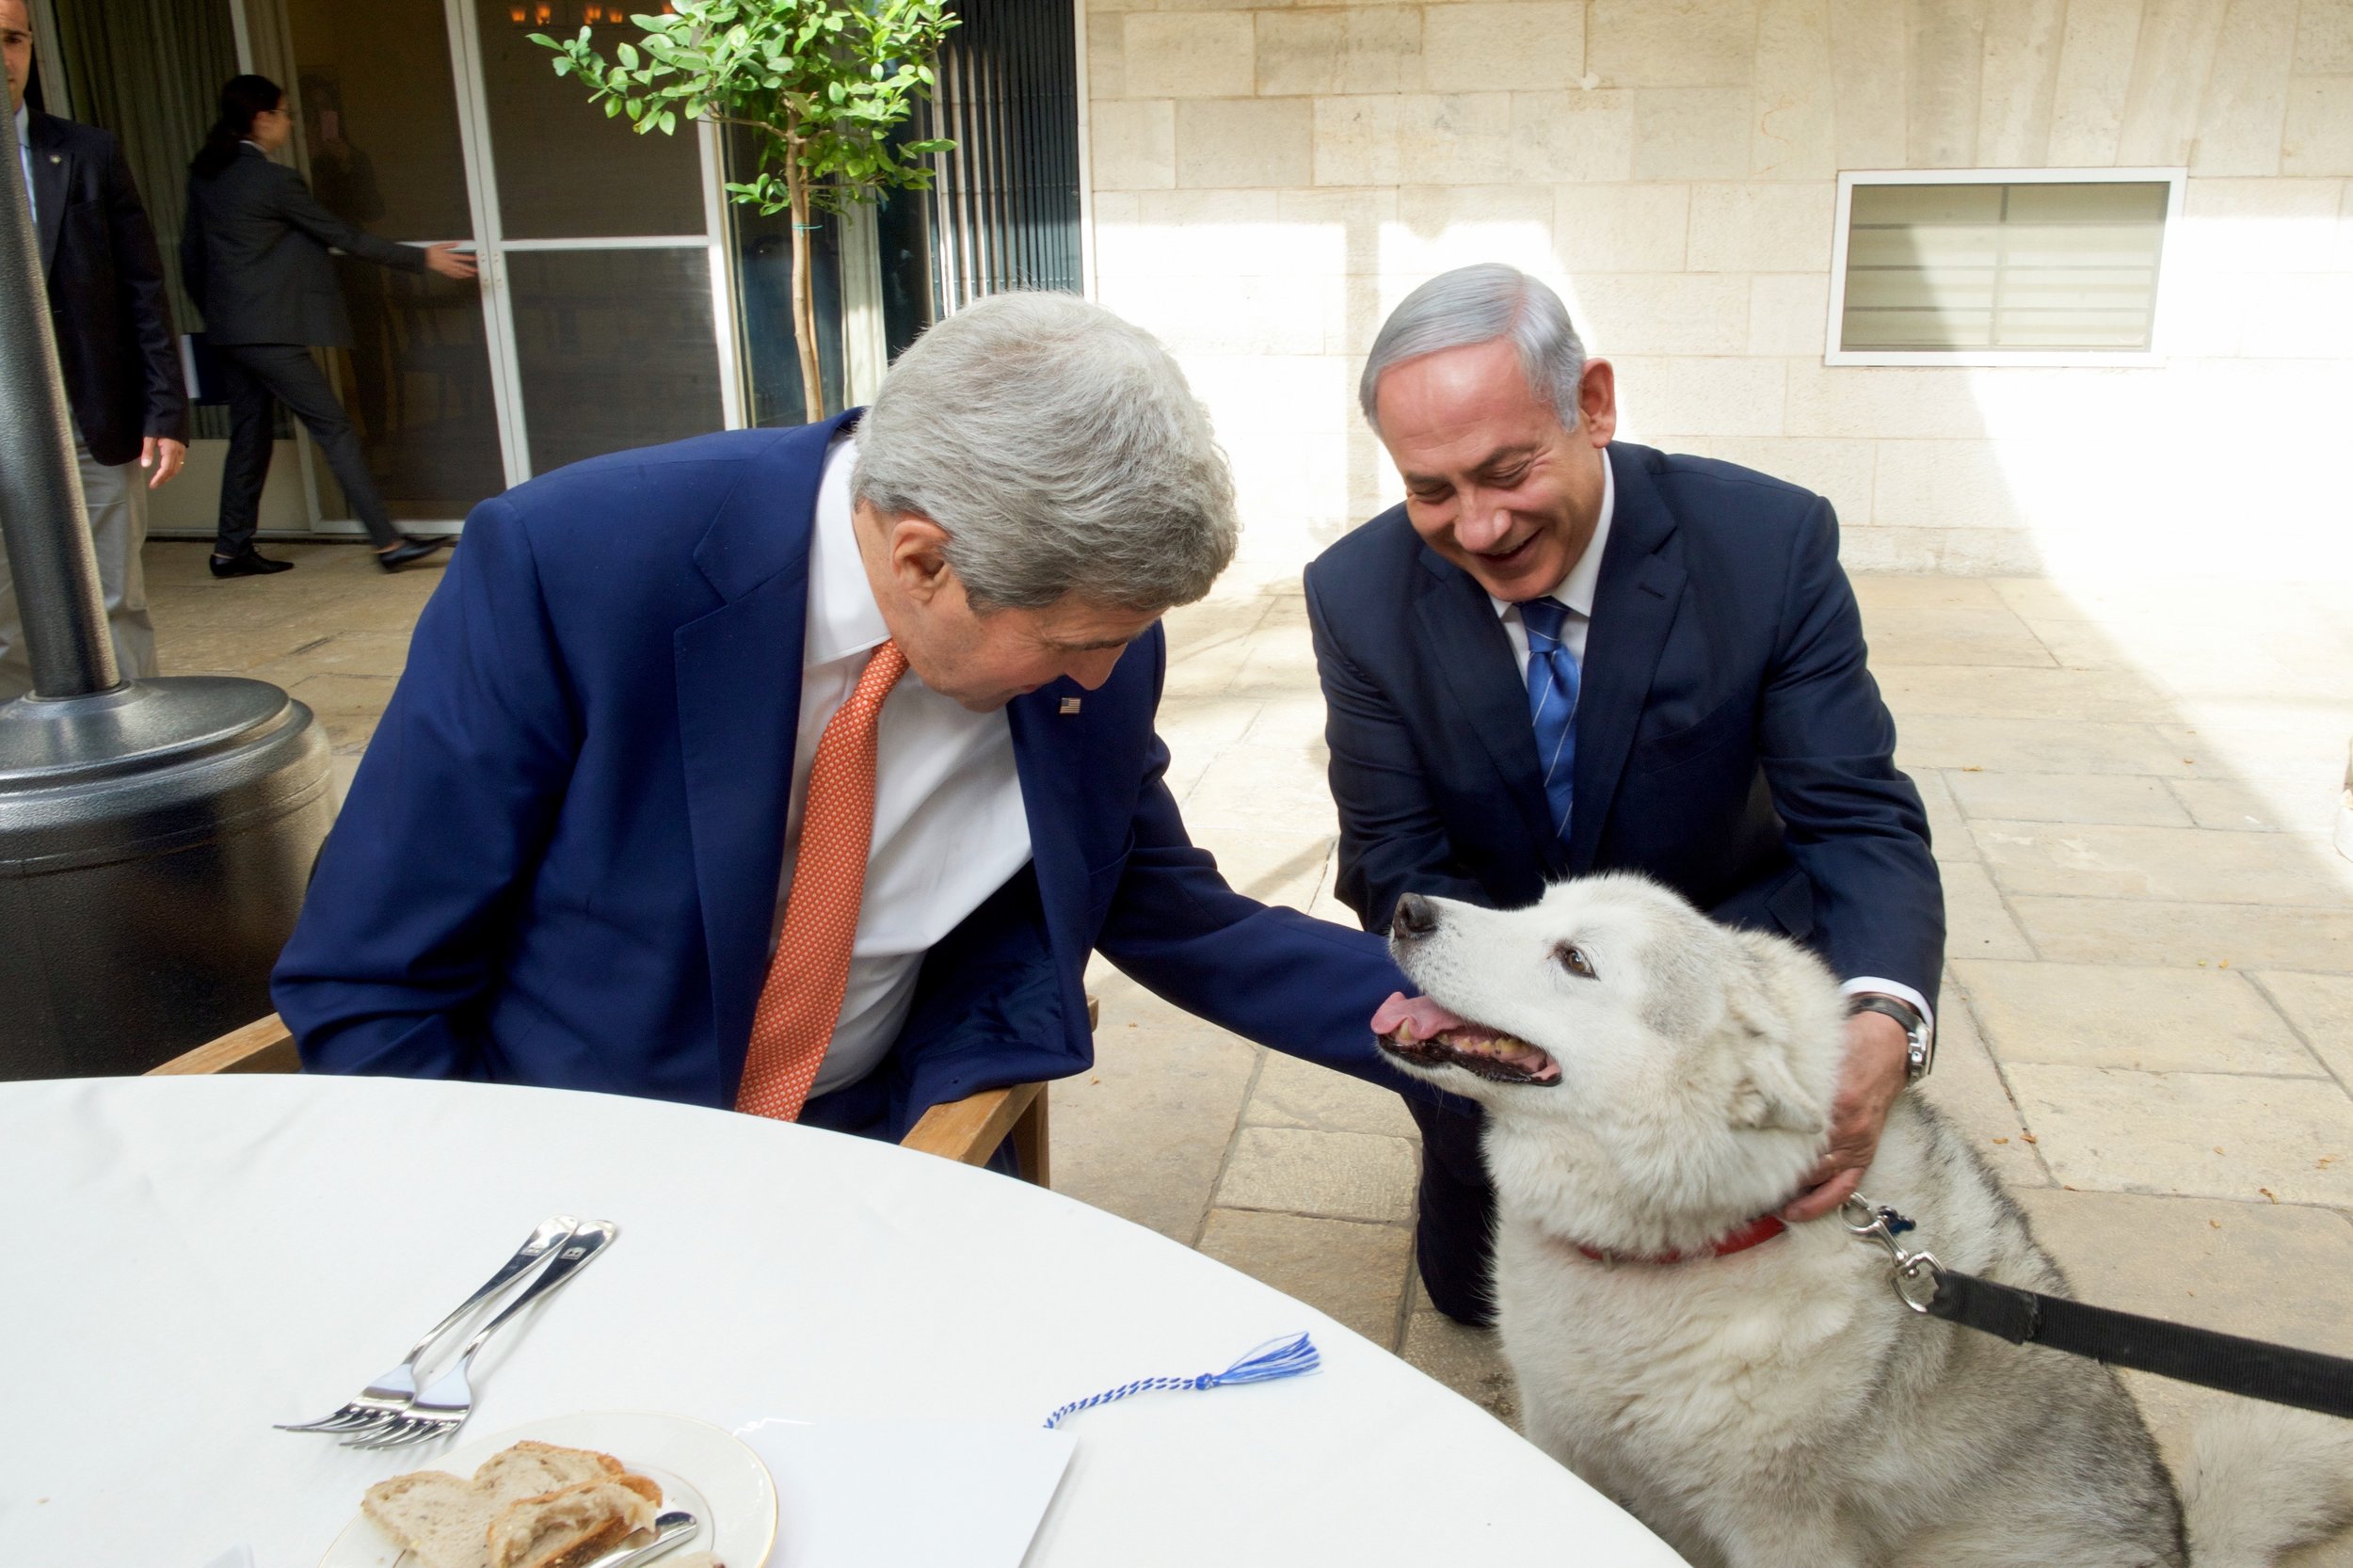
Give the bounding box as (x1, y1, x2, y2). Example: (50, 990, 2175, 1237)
(1380, 872, 2353, 1568)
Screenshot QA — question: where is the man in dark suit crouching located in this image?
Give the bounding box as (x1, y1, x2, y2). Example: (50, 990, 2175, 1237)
(1306, 264, 1945, 1324)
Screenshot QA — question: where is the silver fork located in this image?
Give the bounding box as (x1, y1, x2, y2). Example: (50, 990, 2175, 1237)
(278, 1215, 580, 1436)
(347, 1218, 620, 1448)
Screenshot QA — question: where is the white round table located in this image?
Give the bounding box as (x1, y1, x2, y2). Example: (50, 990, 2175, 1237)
(0, 1076, 1683, 1565)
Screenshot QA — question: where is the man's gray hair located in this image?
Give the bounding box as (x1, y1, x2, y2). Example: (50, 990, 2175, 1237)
(853, 292, 1238, 613)
(1357, 264, 1587, 435)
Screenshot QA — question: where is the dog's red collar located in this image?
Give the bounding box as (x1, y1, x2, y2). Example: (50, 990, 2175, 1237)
(1574, 1213, 1789, 1266)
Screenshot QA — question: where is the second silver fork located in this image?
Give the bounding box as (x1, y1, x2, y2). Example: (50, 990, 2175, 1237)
(348, 1218, 621, 1448)
(278, 1214, 581, 1437)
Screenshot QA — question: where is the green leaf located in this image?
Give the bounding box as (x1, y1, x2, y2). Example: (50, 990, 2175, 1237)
(658, 107, 678, 134)
(616, 40, 640, 69)
(604, 97, 622, 117)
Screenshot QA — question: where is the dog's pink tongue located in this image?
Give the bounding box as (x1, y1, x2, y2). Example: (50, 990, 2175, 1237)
(1372, 992, 1471, 1041)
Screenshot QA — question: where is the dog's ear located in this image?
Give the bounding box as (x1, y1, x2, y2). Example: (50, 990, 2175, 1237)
(1730, 1042, 1824, 1133)
(1723, 975, 1826, 1134)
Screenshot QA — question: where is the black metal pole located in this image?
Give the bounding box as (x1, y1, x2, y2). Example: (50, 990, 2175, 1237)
(0, 116, 122, 699)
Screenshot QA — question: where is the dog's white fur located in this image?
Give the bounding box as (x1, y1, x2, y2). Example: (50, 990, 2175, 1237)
(1385, 873, 2353, 1568)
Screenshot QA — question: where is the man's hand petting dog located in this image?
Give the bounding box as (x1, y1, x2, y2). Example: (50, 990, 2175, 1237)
(1779, 1008, 1910, 1224)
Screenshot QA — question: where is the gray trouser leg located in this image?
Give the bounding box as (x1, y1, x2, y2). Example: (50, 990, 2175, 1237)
(75, 433, 159, 680)
(0, 426, 155, 700)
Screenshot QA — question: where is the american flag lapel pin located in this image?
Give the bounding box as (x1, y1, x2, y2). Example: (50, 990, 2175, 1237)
(1059, 696, 1082, 715)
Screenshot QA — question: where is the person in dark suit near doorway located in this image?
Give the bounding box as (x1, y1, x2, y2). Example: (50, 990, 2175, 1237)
(180, 73, 476, 578)
(2, 0, 188, 699)
(1308, 264, 1945, 1324)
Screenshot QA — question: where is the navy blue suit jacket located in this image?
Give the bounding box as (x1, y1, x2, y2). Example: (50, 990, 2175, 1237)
(1304, 441, 1944, 1007)
(275, 415, 1416, 1134)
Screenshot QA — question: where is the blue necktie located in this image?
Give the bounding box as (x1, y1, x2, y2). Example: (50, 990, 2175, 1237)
(1520, 596, 1580, 843)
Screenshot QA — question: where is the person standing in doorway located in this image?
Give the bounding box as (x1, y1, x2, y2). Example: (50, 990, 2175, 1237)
(2, 0, 188, 699)
(180, 74, 476, 577)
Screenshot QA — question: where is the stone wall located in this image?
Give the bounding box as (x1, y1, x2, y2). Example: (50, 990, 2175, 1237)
(1082, 0, 2353, 581)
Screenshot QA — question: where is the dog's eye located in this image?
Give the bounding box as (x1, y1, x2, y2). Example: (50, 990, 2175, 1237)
(1556, 944, 1597, 980)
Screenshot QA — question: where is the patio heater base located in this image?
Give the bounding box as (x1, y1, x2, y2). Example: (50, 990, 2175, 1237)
(0, 677, 332, 1079)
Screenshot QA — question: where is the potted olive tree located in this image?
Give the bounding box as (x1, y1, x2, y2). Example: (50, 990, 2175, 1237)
(534, 0, 956, 419)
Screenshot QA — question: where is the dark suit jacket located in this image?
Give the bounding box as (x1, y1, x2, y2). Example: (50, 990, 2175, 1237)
(275, 414, 1421, 1134)
(25, 112, 188, 468)
(1304, 441, 1944, 1009)
(180, 143, 423, 348)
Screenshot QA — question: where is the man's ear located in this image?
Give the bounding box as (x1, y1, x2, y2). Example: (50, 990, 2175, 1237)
(1577, 359, 1617, 448)
(865, 503, 954, 605)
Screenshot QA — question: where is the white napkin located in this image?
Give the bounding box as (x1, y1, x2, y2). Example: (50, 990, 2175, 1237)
(733, 1417, 1075, 1568)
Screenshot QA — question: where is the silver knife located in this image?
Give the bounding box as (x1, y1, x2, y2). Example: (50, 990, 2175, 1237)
(581, 1511, 698, 1568)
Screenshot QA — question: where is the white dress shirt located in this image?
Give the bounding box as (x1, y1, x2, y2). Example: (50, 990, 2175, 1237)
(1488, 453, 1931, 1032)
(777, 436, 1033, 1096)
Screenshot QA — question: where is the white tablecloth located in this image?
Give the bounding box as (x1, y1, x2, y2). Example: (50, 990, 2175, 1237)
(0, 1076, 1682, 1566)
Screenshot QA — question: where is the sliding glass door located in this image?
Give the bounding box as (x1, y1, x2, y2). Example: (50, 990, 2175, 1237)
(262, 0, 741, 527)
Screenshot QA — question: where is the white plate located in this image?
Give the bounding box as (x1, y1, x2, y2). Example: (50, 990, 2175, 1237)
(320, 1411, 776, 1568)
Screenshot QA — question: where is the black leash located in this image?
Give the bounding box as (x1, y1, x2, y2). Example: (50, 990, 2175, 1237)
(1844, 1197, 2353, 1421)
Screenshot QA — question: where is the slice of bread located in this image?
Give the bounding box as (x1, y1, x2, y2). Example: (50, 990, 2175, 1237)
(486, 1477, 659, 1568)
(361, 1469, 504, 1568)
(361, 1441, 663, 1568)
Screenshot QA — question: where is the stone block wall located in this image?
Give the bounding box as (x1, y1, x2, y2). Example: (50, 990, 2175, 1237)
(1082, 0, 2353, 580)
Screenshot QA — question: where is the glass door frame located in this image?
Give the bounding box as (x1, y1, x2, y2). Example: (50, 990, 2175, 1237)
(440, 0, 745, 494)
(228, 0, 747, 532)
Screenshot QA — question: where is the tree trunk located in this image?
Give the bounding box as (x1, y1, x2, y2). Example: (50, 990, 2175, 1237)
(785, 154, 824, 422)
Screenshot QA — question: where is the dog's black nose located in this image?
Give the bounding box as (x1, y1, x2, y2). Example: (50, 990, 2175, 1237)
(1392, 893, 1439, 941)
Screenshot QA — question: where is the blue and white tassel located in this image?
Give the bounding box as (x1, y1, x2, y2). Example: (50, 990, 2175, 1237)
(1042, 1333, 1321, 1430)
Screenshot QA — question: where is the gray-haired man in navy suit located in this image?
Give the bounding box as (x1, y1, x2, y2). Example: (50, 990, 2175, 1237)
(3, 0, 190, 697)
(1308, 264, 1945, 1324)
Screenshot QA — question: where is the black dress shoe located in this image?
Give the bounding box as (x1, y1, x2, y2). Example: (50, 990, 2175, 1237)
(209, 549, 294, 578)
(376, 534, 453, 572)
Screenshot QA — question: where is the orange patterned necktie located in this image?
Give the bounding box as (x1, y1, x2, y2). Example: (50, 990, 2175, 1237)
(735, 640, 910, 1121)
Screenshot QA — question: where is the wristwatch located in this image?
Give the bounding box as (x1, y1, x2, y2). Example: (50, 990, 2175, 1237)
(1848, 993, 1934, 1083)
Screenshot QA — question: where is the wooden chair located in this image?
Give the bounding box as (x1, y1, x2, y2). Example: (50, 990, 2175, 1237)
(149, 1008, 1076, 1189)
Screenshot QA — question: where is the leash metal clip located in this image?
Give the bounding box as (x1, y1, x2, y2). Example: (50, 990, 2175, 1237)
(1842, 1194, 1944, 1315)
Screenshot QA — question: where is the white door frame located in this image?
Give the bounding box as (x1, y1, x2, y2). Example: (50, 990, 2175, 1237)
(221, 0, 744, 528)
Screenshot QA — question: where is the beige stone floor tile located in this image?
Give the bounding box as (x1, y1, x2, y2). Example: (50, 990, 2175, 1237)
(1944, 770, 2191, 827)
(1399, 1277, 1520, 1427)
(2009, 615, 2137, 669)
(2004, 1064, 2353, 1206)
(1176, 742, 1342, 837)
(2013, 1185, 2353, 1543)
(1952, 960, 2323, 1077)
(247, 632, 418, 685)
(1244, 1048, 1420, 1139)
(1215, 1125, 1418, 1224)
(1239, 691, 1335, 749)
(1054, 978, 1259, 1245)
(1155, 689, 1264, 744)
(2170, 776, 2345, 835)
(1896, 715, 2201, 776)
(1875, 664, 2167, 723)
(2256, 971, 2353, 1088)
(2010, 897, 2353, 971)
(1938, 861, 2038, 961)
(1913, 988, 2051, 1188)
(1851, 575, 2011, 612)
(1912, 769, 1977, 862)
(1196, 1208, 1412, 1347)
(156, 619, 334, 676)
(1972, 821, 2353, 906)
(1857, 606, 2057, 667)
